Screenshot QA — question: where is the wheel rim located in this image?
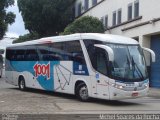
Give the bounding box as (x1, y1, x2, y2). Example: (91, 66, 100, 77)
(20, 80, 25, 89)
(79, 86, 88, 100)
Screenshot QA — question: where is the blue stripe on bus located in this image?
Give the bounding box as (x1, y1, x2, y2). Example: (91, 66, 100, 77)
(9, 61, 89, 91)
(10, 61, 59, 91)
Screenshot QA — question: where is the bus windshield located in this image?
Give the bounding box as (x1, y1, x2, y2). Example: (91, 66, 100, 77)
(107, 44, 147, 81)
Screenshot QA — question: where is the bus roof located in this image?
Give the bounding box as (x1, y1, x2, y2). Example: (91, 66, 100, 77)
(7, 33, 139, 47)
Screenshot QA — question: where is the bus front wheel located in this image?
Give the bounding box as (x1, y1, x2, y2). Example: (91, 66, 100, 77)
(18, 77, 26, 91)
(76, 83, 89, 102)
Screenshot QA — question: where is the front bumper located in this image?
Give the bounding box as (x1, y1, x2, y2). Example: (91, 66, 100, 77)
(109, 86, 149, 100)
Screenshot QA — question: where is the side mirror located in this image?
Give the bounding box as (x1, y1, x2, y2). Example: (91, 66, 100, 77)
(94, 44, 114, 61)
(142, 47, 155, 62)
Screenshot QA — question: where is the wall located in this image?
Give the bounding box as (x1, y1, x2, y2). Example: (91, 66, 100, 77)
(74, 0, 160, 75)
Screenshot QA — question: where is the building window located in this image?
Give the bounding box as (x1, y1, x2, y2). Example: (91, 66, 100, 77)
(128, 3, 132, 20)
(78, 3, 82, 16)
(84, 0, 89, 11)
(100, 17, 104, 26)
(72, 6, 76, 19)
(112, 11, 116, 26)
(117, 9, 122, 24)
(134, 0, 139, 18)
(92, 0, 97, 6)
(105, 15, 108, 29)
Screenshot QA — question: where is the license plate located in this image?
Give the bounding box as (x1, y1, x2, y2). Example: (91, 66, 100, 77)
(126, 83, 134, 87)
(132, 92, 138, 97)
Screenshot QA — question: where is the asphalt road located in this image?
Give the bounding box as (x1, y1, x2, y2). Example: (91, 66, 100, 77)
(0, 75, 160, 120)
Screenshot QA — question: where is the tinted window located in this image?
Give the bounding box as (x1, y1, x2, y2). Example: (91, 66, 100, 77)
(6, 46, 39, 61)
(6, 49, 19, 61)
(37, 41, 86, 64)
(84, 40, 108, 75)
(65, 41, 85, 64)
(95, 48, 108, 75)
(25, 48, 39, 61)
(37, 44, 62, 61)
(84, 40, 102, 67)
(6, 41, 85, 64)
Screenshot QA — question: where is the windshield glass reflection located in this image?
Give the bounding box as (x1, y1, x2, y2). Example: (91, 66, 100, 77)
(107, 44, 147, 81)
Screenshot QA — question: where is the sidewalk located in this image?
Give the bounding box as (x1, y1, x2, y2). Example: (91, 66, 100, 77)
(148, 87, 160, 98)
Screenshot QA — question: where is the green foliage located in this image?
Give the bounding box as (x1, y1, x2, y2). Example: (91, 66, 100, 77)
(13, 32, 39, 43)
(17, 0, 75, 37)
(5, 12, 15, 24)
(62, 16, 105, 35)
(0, 0, 15, 40)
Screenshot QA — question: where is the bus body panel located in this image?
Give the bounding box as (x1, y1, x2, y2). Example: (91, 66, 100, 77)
(5, 60, 90, 94)
(5, 33, 150, 100)
(108, 78, 149, 100)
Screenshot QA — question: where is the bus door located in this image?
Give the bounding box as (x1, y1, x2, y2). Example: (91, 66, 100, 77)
(91, 47, 110, 99)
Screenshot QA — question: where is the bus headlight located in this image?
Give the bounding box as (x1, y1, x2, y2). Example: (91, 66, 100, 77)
(118, 85, 124, 89)
(112, 84, 124, 89)
(144, 84, 148, 88)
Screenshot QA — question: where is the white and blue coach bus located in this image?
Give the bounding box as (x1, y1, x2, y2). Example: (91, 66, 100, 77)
(5, 33, 155, 101)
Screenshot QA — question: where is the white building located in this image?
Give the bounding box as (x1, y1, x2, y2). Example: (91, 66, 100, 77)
(75, 0, 160, 88)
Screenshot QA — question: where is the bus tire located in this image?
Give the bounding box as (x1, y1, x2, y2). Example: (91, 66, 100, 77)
(76, 83, 89, 102)
(18, 77, 26, 91)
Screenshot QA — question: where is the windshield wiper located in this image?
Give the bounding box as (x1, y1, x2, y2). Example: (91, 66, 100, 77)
(131, 57, 144, 80)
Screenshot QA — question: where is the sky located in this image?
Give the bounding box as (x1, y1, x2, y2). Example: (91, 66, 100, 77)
(0, 0, 28, 50)
(6, 0, 28, 38)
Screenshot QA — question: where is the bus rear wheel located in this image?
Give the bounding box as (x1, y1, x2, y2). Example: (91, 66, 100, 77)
(18, 77, 26, 91)
(76, 83, 89, 102)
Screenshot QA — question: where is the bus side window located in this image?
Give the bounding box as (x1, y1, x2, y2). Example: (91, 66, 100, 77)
(25, 49, 39, 61)
(38, 44, 63, 61)
(6, 49, 12, 60)
(83, 40, 108, 75)
(65, 41, 86, 65)
(95, 48, 108, 75)
(72, 52, 85, 65)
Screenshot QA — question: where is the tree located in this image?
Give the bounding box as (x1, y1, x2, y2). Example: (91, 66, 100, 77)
(0, 0, 16, 40)
(17, 0, 75, 38)
(13, 32, 39, 43)
(62, 16, 105, 35)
